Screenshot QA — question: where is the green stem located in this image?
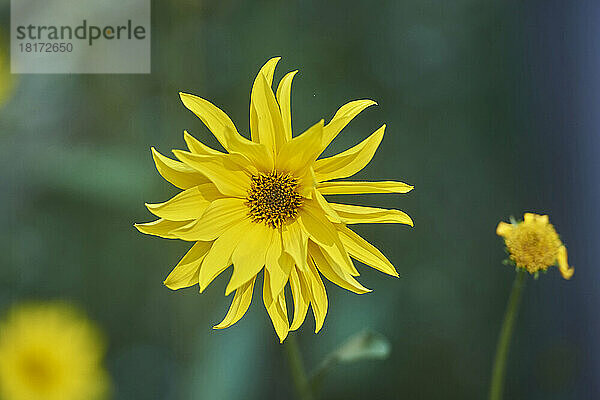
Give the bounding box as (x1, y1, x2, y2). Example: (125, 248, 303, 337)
(283, 335, 314, 400)
(489, 269, 527, 400)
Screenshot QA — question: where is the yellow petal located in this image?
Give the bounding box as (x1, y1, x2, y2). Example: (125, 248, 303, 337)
(321, 99, 377, 150)
(276, 120, 324, 176)
(151, 147, 208, 189)
(250, 57, 281, 142)
(265, 231, 293, 302)
(164, 241, 212, 290)
(236, 142, 275, 173)
(305, 259, 328, 333)
(297, 168, 318, 198)
(276, 70, 298, 141)
(289, 267, 310, 331)
(213, 276, 256, 329)
(172, 150, 251, 197)
(134, 218, 192, 239)
(171, 198, 247, 241)
(145, 184, 223, 221)
(198, 219, 252, 292)
(314, 124, 385, 182)
(252, 73, 286, 154)
(330, 203, 413, 226)
(226, 222, 274, 295)
(557, 245, 574, 280)
(297, 199, 337, 246)
(318, 234, 358, 276)
(313, 189, 341, 223)
(179, 93, 274, 170)
(298, 199, 357, 275)
(179, 92, 244, 151)
(496, 221, 513, 238)
(317, 181, 414, 195)
(309, 241, 371, 294)
(263, 269, 289, 342)
(524, 213, 535, 223)
(281, 221, 309, 271)
(183, 130, 223, 155)
(338, 225, 398, 277)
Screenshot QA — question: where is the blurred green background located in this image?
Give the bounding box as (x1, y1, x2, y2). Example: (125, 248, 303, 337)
(1, 0, 597, 398)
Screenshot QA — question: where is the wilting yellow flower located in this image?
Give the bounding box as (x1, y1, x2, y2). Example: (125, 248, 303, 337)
(497, 213, 574, 279)
(0, 302, 109, 400)
(136, 57, 413, 341)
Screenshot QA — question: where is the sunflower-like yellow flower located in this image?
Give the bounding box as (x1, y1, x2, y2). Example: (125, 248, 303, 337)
(497, 213, 574, 279)
(136, 57, 414, 341)
(0, 302, 110, 400)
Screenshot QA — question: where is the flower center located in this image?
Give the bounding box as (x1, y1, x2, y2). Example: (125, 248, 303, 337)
(18, 351, 57, 392)
(505, 222, 561, 273)
(246, 171, 303, 228)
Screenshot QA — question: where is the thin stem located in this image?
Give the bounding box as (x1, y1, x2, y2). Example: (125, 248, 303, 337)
(489, 269, 527, 400)
(283, 335, 314, 400)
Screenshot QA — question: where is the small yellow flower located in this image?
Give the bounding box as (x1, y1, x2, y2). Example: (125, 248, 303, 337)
(496, 213, 574, 279)
(0, 302, 110, 400)
(136, 57, 414, 341)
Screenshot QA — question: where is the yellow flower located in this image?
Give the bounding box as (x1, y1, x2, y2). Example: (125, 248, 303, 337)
(0, 32, 15, 108)
(497, 213, 574, 279)
(0, 302, 110, 400)
(136, 57, 414, 342)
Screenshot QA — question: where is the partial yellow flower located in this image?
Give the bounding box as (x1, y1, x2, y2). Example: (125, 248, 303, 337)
(0, 302, 110, 400)
(136, 57, 414, 342)
(497, 213, 574, 279)
(0, 32, 15, 108)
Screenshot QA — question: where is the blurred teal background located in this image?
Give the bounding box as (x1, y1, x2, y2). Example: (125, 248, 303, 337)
(0, 0, 597, 398)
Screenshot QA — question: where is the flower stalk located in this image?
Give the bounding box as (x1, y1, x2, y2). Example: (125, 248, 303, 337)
(284, 335, 314, 400)
(489, 268, 526, 400)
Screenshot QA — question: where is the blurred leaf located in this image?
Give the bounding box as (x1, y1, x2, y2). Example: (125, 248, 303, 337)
(332, 330, 391, 363)
(310, 330, 390, 392)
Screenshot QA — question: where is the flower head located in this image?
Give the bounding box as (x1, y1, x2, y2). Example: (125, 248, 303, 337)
(0, 302, 110, 400)
(136, 57, 414, 341)
(497, 213, 574, 279)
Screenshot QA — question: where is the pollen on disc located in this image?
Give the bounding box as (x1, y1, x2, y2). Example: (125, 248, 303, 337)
(245, 171, 303, 228)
